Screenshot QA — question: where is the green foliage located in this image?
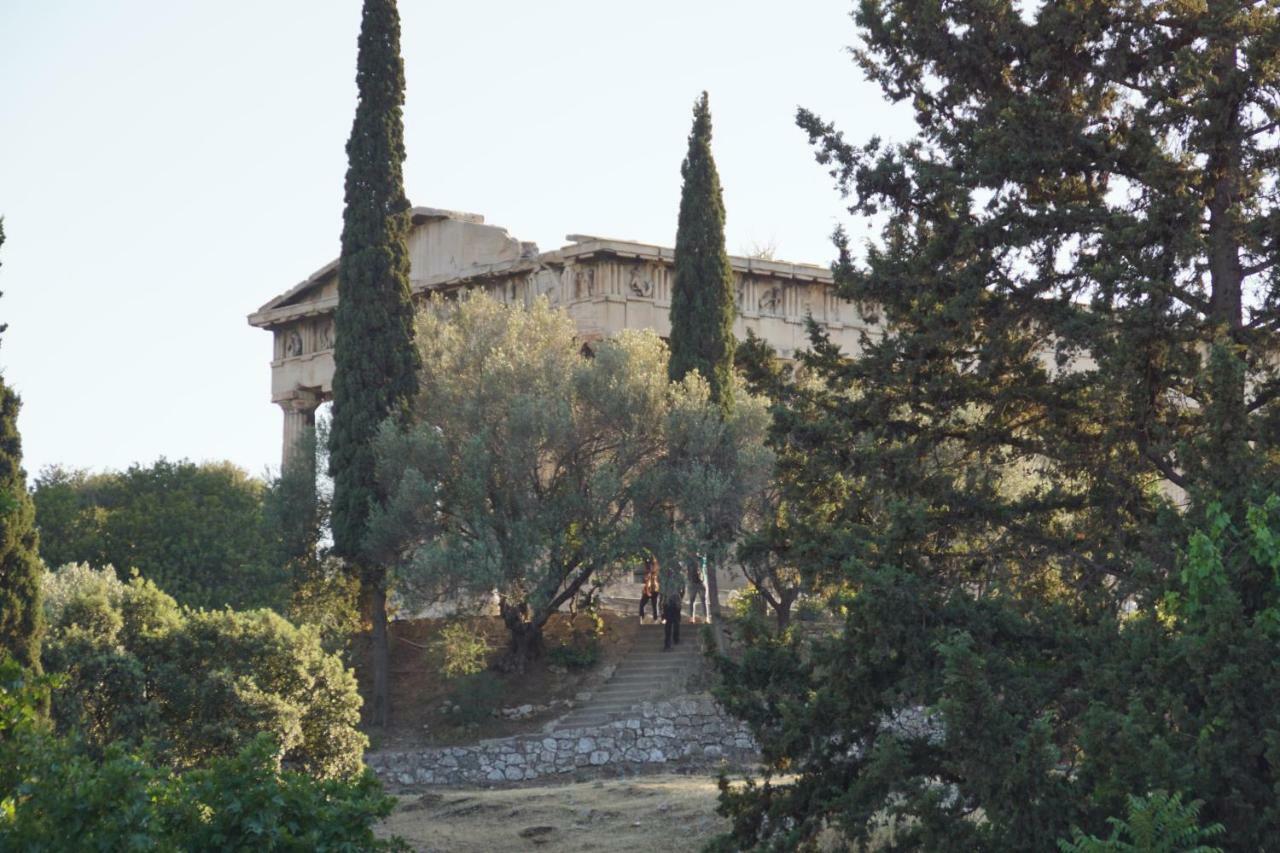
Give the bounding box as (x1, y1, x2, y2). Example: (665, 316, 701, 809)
(1058, 792, 1225, 853)
(546, 638, 599, 670)
(0, 219, 43, 678)
(668, 91, 736, 410)
(285, 555, 362, 660)
(727, 585, 765, 623)
(449, 671, 503, 726)
(368, 293, 742, 670)
(712, 2, 1280, 849)
(328, 0, 419, 563)
(265, 420, 361, 659)
(664, 350, 774, 606)
(263, 423, 326, 569)
(792, 595, 824, 623)
(428, 621, 491, 680)
(0, 657, 401, 851)
(32, 460, 285, 611)
(41, 565, 366, 780)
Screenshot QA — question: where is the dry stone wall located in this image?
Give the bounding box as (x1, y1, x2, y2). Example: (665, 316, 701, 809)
(367, 696, 758, 788)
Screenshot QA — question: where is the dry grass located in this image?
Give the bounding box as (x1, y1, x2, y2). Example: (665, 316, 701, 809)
(377, 773, 728, 852)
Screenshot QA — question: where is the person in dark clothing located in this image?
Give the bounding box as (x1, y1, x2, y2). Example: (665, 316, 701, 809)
(638, 555, 660, 622)
(662, 590, 683, 650)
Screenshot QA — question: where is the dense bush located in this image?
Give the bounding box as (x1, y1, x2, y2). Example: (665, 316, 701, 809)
(449, 671, 503, 726)
(41, 565, 366, 780)
(546, 641, 599, 670)
(427, 620, 490, 680)
(0, 657, 401, 851)
(284, 554, 362, 659)
(1058, 792, 1225, 853)
(32, 460, 285, 610)
(547, 611, 604, 670)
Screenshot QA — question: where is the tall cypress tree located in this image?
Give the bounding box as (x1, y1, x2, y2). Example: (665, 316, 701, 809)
(668, 93, 737, 618)
(0, 219, 43, 676)
(669, 91, 736, 409)
(328, 0, 419, 728)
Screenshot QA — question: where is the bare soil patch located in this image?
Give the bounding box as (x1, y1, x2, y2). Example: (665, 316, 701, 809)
(377, 773, 728, 852)
(358, 612, 637, 751)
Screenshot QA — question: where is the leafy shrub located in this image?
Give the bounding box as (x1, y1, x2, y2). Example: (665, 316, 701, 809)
(428, 620, 491, 680)
(285, 555, 361, 659)
(449, 671, 503, 725)
(793, 595, 824, 623)
(0, 656, 402, 851)
(727, 585, 765, 622)
(1058, 791, 1225, 853)
(41, 564, 366, 780)
(548, 610, 604, 669)
(547, 641, 599, 669)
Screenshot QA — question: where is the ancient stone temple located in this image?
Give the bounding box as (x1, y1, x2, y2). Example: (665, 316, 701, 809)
(248, 206, 865, 465)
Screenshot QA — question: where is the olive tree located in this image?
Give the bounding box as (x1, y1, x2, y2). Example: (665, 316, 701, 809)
(367, 294, 751, 671)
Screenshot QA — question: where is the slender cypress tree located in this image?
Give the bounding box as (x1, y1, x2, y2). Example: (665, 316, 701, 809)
(328, 0, 419, 727)
(669, 91, 736, 409)
(0, 219, 43, 676)
(668, 93, 737, 619)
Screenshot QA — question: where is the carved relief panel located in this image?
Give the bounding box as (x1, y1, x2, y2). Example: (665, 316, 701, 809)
(628, 266, 654, 298)
(758, 285, 783, 316)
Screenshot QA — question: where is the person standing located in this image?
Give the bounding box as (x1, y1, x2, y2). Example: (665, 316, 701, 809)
(686, 554, 710, 623)
(665, 568, 686, 648)
(639, 555, 660, 622)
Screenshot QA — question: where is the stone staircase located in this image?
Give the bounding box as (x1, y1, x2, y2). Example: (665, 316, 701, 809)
(554, 620, 702, 729)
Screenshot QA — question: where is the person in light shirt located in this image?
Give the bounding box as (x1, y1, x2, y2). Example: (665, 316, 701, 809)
(639, 554, 660, 623)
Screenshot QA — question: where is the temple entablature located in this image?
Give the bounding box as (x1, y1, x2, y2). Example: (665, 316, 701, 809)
(248, 206, 867, 465)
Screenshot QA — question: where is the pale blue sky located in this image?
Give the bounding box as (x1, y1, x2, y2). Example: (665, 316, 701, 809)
(0, 1, 911, 478)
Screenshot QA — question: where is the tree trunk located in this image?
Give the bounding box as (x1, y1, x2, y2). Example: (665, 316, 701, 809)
(774, 595, 793, 632)
(707, 557, 723, 618)
(1203, 25, 1249, 500)
(504, 623, 546, 673)
(498, 599, 546, 673)
(367, 576, 390, 728)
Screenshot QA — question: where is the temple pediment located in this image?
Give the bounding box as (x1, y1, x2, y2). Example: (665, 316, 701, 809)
(249, 207, 531, 328)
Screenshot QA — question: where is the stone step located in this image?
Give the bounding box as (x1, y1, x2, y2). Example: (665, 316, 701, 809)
(620, 655, 698, 665)
(577, 688, 665, 703)
(606, 666, 691, 676)
(551, 612, 708, 732)
(614, 656, 697, 669)
(557, 706, 642, 723)
(609, 671, 691, 685)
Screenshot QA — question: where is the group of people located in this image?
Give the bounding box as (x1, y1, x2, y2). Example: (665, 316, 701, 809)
(638, 554, 710, 651)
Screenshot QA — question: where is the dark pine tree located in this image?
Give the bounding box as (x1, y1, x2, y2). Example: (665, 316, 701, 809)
(669, 91, 736, 409)
(328, 0, 419, 728)
(713, 2, 1280, 850)
(0, 219, 44, 678)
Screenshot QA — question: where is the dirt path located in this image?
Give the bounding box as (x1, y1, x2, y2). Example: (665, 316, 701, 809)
(377, 773, 728, 852)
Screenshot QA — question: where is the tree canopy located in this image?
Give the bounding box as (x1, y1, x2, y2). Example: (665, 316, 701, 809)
(367, 294, 767, 671)
(32, 460, 284, 611)
(669, 91, 737, 411)
(0, 218, 43, 677)
(713, 1, 1280, 849)
(328, 0, 419, 562)
(40, 563, 366, 781)
(328, 0, 419, 728)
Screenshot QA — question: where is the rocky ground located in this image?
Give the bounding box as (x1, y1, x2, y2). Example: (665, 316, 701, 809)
(376, 773, 729, 852)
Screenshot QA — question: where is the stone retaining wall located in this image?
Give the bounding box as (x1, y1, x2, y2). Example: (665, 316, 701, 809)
(367, 696, 758, 788)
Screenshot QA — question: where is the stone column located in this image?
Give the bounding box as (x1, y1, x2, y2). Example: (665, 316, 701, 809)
(279, 391, 320, 470)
